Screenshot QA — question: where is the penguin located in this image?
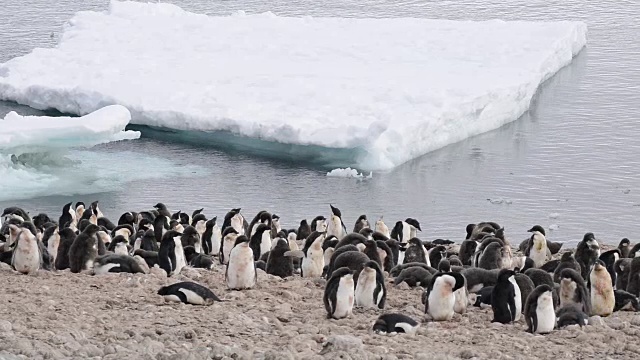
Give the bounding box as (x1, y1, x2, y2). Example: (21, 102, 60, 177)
(158, 281, 222, 305)
(226, 235, 257, 290)
(424, 272, 465, 321)
(154, 215, 169, 244)
(599, 249, 621, 287)
(332, 250, 370, 275)
(68, 224, 100, 273)
(58, 202, 76, 229)
(31, 213, 52, 232)
(300, 231, 326, 278)
(133, 249, 159, 268)
(613, 290, 640, 312)
(153, 203, 171, 218)
(310, 216, 327, 233)
(353, 215, 369, 234)
(361, 239, 382, 268)
(248, 210, 272, 237)
(1, 207, 29, 222)
(43, 226, 60, 266)
(170, 220, 184, 233)
(525, 268, 554, 289)
(462, 267, 500, 293)
(180, 226, 201, 253)
(575, 232, 600, 280)
(403, 238, 429, 265)
(322, 236, 339, 269)
(472, 286, 494, 308)
(220, 227, 239, 265)
(222, 208, 246, 236)
(558, 268, 591, 314)
(375, 217, 390, 238)
(511, 256, 535, 273)
(556, 305, 588, 328)
(10, 225, 42, 274)
(108, 235, 130, 255)
(514, 273, 535, 312)
(524, 284, 556, 334)
(527, 225, 549, 268)
(139, 229, 159, 252)
(117, 211, 136, 227)
(249, 223, 272, 261)
(54, 228, 76, 270)
(266, 238, 294, 278)
(391, 219, 420, 243)
(376, 240, 394, 272)
(509, 270, 523, 321)
(158, 230, 186, 276)
(625, 257, 640, 297)
(297, 219, 311, 240)
(97, 216, 116, 232)
(93, 254, 146, 274)
(553, 252, 582, 283)
(389, 262, 436, 277)
(428, 245, 448, 269)
(334, 233, 367, 250)
(323, 267, 355, 319)
(201, 217, 221, 256)
(539, 259, 560, 273)
(589, 260, 615, 317)
(615, 258, 632, 290)
(459, 240, 477, 266)
(478, 242, 504, 270)
(491, 269, 517, 324)
(191, 213, 207, 237)
(111, 224, 134, 243)
(326, 205, 347, 239)
(354, 260, 386, 309)
(372, 313, 419, 335)
(618, 238, 631, 258)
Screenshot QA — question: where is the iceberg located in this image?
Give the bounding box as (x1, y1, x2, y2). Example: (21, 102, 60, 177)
(0, 1, 588, 170)
(1, 105, 140, 155)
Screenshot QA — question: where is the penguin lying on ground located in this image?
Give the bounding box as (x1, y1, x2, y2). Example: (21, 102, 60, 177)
(158, 281, 222, 305)
(372, 314, 419, 335)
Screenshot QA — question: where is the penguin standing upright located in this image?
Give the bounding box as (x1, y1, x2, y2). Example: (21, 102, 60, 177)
(158, 230, 186, 276)
(590, 260, 615, 317)
(226, 235, 257, 290)
(558, 268, 591, 314)
(249, 224, 272, 261)
(526, 226, 549, 268)
(524, 284, 556, 334)
(297, 219, 311, 240)
(191, 213, 207, 239)
(354, 261, 386, 309)
(391, 219, 421, 243)
(327, 205, 347, 240)
(353, 215, 370, 234)
(223, 208, 247, 236)
(301, 231, 326, 278)
(266, 238, 294, 278)
(68, 224, 100, 273)
(201, 217, 221, 255)
(310, 216, 327, 233)
(553, 252, 582, 283)
(43, 226, 60, 266)
(403, 238, 430, 265)
(618, 238, 631, 258)
(153, 203, 171, 218)
(180, 226, 201, 253)
(10, 225, 42, 274)
(375, 217, 390, 238)
(219, 227, 239, 265)
(576, 232, 600, 280)
(54, 228, 76, 270)
(424, 272, 465, 321)
(58, 202, 76, 229)
(491, 269, 518, 324)
(324, 267, 355, 319)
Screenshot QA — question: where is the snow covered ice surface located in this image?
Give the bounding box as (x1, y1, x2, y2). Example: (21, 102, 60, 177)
(327, 167, 373, 179)
(0, 1, 588, 170)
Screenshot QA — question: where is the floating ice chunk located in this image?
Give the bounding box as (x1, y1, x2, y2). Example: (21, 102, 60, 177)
(549, 224, 559, 231)
(0, 105, 139, 155)
(0, 1, 588, 170)
(327, 168, 373, 178)
(549, 212, 559, 219)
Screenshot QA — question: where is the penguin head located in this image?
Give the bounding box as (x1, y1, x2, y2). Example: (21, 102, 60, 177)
(81, 224, 100, 237)
(359, 228, 374, 239)
(620, 238, 631, 248)
(407, 237, 423, 247)
(75, 202, 85, 210)
(593, 259, 607, 271)
(153, 203, 167, 211)
(528, 225, 546, 236)
(329, 204, 342, 218)
(139, 219, 154, 232)
(161, 230, 182, 242)
(62, 202, 73, 214)
(583, 233, 599, 247)
(181, 226, 199, 238)
(300, 219, 309, 226)
(438, 259, 451, 272)
(405, 218, 421, 231)
(273, 238, 290, 252)
(192, 208, 204, 218)
(223, 227, 239, 237)
(191, 214, 207, 226)
(497, 268, 516, 282)
(465, 224, 476, 239)
(233, 235, 250, 247)
(254, 224, 271, 236)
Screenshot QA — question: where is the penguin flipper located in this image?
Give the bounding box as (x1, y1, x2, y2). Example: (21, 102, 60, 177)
(508, 288, 516, 322)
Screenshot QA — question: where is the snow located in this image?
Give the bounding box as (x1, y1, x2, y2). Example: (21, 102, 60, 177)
(1, 105, 140, 155)
(327, 168, 373, 178)
(0, 1, 588, 170)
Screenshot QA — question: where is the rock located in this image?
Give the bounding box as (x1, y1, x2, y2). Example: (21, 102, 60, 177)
(81, 344, 103, 357)
(0, 320, 12, 332)
(149, 267, 167, 278)
(588, 316, 606, 327)
(395, 282, 411, 290)
(319, 335, 364, 355)
(0, 263, 13, 271)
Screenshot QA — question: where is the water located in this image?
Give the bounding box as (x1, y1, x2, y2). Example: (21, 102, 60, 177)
(1, 0, 639, 246)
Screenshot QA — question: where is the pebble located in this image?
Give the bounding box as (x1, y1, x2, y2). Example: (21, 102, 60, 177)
(0, 320, 12, 332)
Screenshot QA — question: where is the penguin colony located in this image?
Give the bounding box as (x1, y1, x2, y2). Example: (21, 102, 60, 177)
(1, 203, 639, 336)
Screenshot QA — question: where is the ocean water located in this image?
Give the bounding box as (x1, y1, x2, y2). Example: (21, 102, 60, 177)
(1, 0, 639, 247)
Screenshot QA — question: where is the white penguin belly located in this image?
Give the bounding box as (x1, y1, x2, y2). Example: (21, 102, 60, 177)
(13, 243, 40, 274)
(115, 243, 129, 256)
(173, 240, 186, 275)
(179, 288, 205, 305)
(302, 248, 324, 278)
(327, 216, 344, 239)
(509, 277, 522, 321)
(535, 300, 556, 334)
(227, 248, 256, 289)
(530, 248, 547, 268)
(94, 263, 120, 275)
(453, 287, 468, 314)
(259, 232, 271, 257)
(428, 291, 455, 321)
(222, 239, 234, 264)
(355, 271, 377, 308)
(210, 227, 222, 255)
(333, 278, 354, 319)
(47, 238, 59, 266)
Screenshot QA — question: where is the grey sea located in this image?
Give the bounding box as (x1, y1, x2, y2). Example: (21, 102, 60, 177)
(1, 0, 639, 246)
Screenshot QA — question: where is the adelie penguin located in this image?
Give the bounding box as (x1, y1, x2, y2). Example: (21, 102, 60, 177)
(43, 226, 60, 266)
(526, 225, 549, 268)
(223, 208, 247, 236)
(300, 231, 326, 278)
(266, 238, 294, 278)
(403, 238, 430, 266)
(424, 272, 465, 321)
(310, 216, 327, 233)
(249, 223, 272, 261)
(68, 224, 101, 273)
(226, 235, 257, 290)
(10, 225, 43, 274)
(59, 202, 76, 230)
(491, 269, 518, 324)
(201, 217, 221, 256)
(354, 260, 386, 309)
(248, 210, 272, 237)
(576, 232, 600, 280)
(524, 284, 556, 334)
(54, 228, 77, 270)
(558, 268, 591, 315)
(93, 254, 146, 274)
(553, 252, 582, 283)
(324, 267, 355, 319)
(375, 217, 390, 238)
(326, 205, 347, 239)
(353, 215, 370, 234)
(108, 235, 130, 255)
(391, 218, 421, 243)
(158, 281, 222, 305)
(589, 260, 615, 317)
(618, 238, 631, 258)
(219, 227, 239, 265)
(158, 230, 187, 276)
(297, 219, 311, 240)
(372, 313, 419, 336)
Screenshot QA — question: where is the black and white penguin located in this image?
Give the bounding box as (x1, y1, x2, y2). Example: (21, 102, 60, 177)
(117, 211, 136, 227)
(323, 267, 355, 319)
(10, 225, 42, 274)
(327, 205, 347, 240)
(297, 219, 311, 240)
(93, 254, 146, 274)
(553, 252, 582, 283)
(618, 238, 631, 258)
(248, 210, 272, 237)
(222, 208, 247, 236)
(354, 261, 386, 309)
(133, 249, 159, 268)
(556, 305, 588, 328)
(322, 235, 339, 269)
(180, 226, 201, 253)
(158, 281, 222, 305)
(625, 257, 640, 296)
(154, 215, 170, 244)
(391, 218, 421, 243)
(527, 225, 549, 268)
(43, 226, 60, 266)
(589, 260, 615, 317)
(353, 215, 370, 234)
(219, 227, 239, 265)
(403, 238, 429, 265)
(53, 228, 76, 270)
(575, 232, 600, 280)
(524, 284, 556, 334)
(558, 268, 591, 315)
(424, 272, 465, 321)
(266, 238, 294, 278)
(376, 240, 394, 272)
(599, 249, 621, 287)
(108, 235, 130, 255)
(184, 246, 215, 270)
(58, 202, 76, 229)
(309, 216, 326, 233)
(191, 213, 207, 239)
(153, 203, 171, 218)
(68, 224, 100, 273)
(613, 290, 640, 312)
(249, 223, 272, 261)
(226, 235, 257, 290)
(372, 313, 419, 335)
(158, 230, 186, 276)
(201, 217, 221, 256)
(428, 245, 448, 269)
(491, 269, 518, 324)
(300, 231, 326, 278)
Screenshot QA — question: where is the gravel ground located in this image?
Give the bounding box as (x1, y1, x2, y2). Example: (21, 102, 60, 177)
(0, 258, 639, 360)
